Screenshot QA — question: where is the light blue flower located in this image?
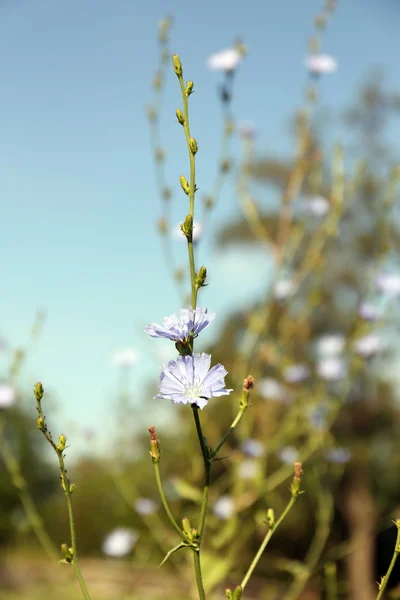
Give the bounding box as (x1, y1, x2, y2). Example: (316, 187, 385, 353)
(283, 364, 310, 383)
(242, 438, 264, 458)
(145, 308, 216, 342)
(325, 448, 351, 464)
(156, 353, 233, 409)
(212, 496, 235, 520)
(278, 446, 299, 464)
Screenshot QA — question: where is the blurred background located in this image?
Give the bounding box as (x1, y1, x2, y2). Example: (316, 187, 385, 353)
(2, 0, 400, 598)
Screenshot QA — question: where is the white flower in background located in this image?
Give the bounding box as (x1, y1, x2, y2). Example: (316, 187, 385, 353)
(305, 54, 337, 75)
(213, 496, 235, 520)
(242, 438, 264, 458)
(134, 498, 158, 516)
(0, 384, 16, 408)
(316, 334, 346, 356)
(102, 528, 139, 557)
(259, 377, 289, 403)
(353, 334, 381, 357)
(112, 348, 138, 367)
(283, 364, 310, 383)
(317, 357, 347, 381)
(278, 446, 299, 464)
(359, 302, 382, 321)
(238, 459, 260, 480)
(207, 47, 243, 71)
(173, 221, 202, 243)
(273, 278, 298, 300)
(304, 195, 330, 217)
(325, 448, 351, 464)
(376, 273, 400, 296)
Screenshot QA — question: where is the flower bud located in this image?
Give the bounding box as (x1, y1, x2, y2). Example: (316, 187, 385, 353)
(189, 137, 198, 155)
(290, 462, 304, 497)
(155, 147, 165, 162)
(179, 175, 190, 195)
(163, 187, 172, 201)
(185, 80, 194, 96)
(34, 382, 44, 401)
(153, 70, 163, 90)
(182, 517, 193, 539)
(180, 214, 193, 240)
(220, 158, 232, 173)
(57, 434, 67, 452)
(233, 586, 243, 600)
(226, 590, 233, 600)
(146, 105, 157, 121)
(176, 109, 185, 125)
(148, 426, 161, 463)
(195, 266, 207, 288)
(172, 54, 183, 76)
(36, 417, 45, 430)
(243, 375, 255, 391)
(203, 195, 214, 210)
(61, 543, 73, 563)
(266, 508, 275, 528)
(157, 217, 168, 235)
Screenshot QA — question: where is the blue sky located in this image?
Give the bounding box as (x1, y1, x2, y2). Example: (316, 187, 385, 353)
(1, 0, 399, 454)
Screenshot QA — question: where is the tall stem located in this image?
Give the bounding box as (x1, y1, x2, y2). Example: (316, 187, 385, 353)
(376, 522, 400, 600)
(240, 496, 296, 591)
(193, 549, 206, 600)
(153, 461, 185, 540)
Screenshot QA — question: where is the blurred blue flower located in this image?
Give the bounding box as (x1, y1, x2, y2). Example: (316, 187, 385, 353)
(102, 528, 139, 557)
(259, 377, 289, 403)
(353, 333, 382, 357)
(325, 448, 351, 464)
(316, 334, 345, 356)
(278, 446, 299, 464)
(317, 357, 347, 381)
(156, 353, 232, 409)
(304, 195, 330, 217)
(359, 302, 383, 321)
(145, 308, 216, 342)
(238, 459, 260, 480)
(305, 54, 338, 75)
(212, 496, 235, 520)
(283, 364, 310, 383)
(242, 438, 264, 457)
(134, 498, 158, 516)
(376, 272, 400, 296)
(0, 384, 15, 409)
(273, 278, 298, 300)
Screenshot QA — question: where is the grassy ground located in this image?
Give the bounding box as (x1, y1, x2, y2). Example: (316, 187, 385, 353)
(1, 550, 322, 599)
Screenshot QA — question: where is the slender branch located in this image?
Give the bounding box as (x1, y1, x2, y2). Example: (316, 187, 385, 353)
(34, 383, 92, 600)
(192, 406, 211, 540)
(193, 549, 206, 600)
(240, 496, 297, 591)
(376, 520, 400, 600)
(153, 461, 185, 540)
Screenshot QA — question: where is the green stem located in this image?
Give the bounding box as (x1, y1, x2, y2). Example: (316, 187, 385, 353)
(192, 407, 211, 541)
(153, 461, 185, 540)
(212, 406, 247, 458)
(58, 452, 92, 600)
(193, 549, 206, 600)
(376, 523, 400, 600)
(240, 496, 297, 591)
(177, 72, 197, 308)
(0, 431, 57, 562)
(324, 563, 337, 600)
